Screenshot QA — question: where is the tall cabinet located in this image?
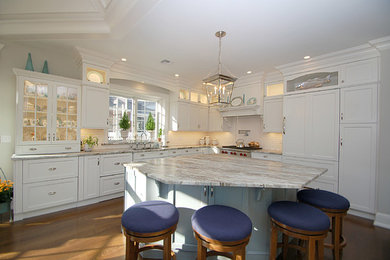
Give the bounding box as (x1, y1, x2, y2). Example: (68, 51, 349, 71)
(14, 69, 81, 154)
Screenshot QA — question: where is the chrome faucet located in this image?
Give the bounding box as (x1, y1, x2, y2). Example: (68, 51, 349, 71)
(140, 131, 147, 141)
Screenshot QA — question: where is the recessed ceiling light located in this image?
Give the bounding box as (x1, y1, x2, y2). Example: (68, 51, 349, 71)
(247, 70, 252, 74)
(304, 56, 311, 60)
(174, 74, 180, 78)
(121, 58, 127, 62)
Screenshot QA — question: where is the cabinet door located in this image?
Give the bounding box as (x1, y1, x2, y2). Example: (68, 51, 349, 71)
(18, 77, 52, 145)
(82, 156, 100, 200)
(197, 105, 209, 131)
(339, 124, 376, 213)
(340, 84, 377, 124)
(340, 58, 378, 87)
(176, 102, 190, 131)
(306, 89, 339, 161)
(100, 153, 132, 176)
(82, 86, 109, 129)
(208, 107, 223, 131)
(283, 94, 306, 157)
(263, 97, 283, 133)
(54, 84, 80, 143)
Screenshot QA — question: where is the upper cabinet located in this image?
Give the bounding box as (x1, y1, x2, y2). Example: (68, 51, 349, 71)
(263, 81, 284, 133)
(339, 58, 378, 87)
(14, 69, 81, 154)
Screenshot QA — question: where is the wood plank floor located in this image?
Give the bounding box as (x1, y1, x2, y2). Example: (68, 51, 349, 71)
(0, 198, 389, 260)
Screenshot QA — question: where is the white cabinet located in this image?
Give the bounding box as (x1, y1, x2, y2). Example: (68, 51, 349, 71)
(81, 86, 109, 129)
(208, 107, 223, 131)
(20, 157, 79, 213)
(81, 156, 100, 200)
(252, 152, 282, 162)
(172, 101, 209, 131)
(283, 89, 339, 161)
(340, 84, 377, 124)
(263, 96, 283, 133)
(100, 174, 125, 196)
(14, 69, 81, 154)
(340, 58, 378, 87)
(339, 124, 377, 214)
(189, 104, 209, 131)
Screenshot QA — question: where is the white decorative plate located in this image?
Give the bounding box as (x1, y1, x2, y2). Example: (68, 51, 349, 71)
(231, 97, 243, 107)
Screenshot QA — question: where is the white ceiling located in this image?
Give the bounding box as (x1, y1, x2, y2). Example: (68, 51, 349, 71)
(1, 0, 390, 88)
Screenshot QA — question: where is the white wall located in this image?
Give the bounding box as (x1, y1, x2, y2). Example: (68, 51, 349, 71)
(0, 41, 80, 180)
(377, 48, 390, 217)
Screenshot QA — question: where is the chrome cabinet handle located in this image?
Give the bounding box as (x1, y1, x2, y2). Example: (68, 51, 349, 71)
(48, 191, 56, 195)
(29, 147, 37, 151)
(172, 151, 176, 154)
(140, 154, 145, 157)
(203, 186, 207, 197)
(48, 167, 57, 171)
(341, 112, 344, 121)
(114, 162, 121, 165)
(210, 186, 214, 197)
(283, 116, 286, 135)
(65, 147, 72, 150)
(185, 150, 188, 152)
(114, 182, 120, 185)
(160, 152, 164, 155)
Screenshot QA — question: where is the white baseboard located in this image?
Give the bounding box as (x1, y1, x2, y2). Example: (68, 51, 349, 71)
(374, 212, 390, 230)
(348, 208, 375, 220)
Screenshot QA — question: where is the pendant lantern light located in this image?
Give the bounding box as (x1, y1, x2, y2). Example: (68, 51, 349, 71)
(203, 31, 236, 105)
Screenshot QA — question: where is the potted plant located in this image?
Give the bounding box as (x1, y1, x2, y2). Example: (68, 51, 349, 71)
(157, 128, 163, 142)
(82, 136, 98, 152)
(119, 112, 130, 140)
(0, 168, 13, 217)
(145, 112, 155, 140)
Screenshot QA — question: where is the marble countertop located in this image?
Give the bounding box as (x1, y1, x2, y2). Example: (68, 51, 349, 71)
(125, 154, 327, 189)
(11, 145, 214, 160)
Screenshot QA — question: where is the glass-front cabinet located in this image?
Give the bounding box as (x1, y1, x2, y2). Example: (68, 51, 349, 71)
(14, 69, 81, 154)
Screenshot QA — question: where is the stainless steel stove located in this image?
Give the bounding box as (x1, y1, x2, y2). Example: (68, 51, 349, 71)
(220, 146, 262, 158)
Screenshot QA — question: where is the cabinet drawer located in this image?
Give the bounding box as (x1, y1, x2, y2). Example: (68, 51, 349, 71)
(133, 151, 169, 161)
(100, 174, 124, 196)
(23, 178, 78, 212)
(16, 144, 80, 155)
(251, 153, 282, 162)
(23, 157, 78, 183)
(100, 153, 132, 176)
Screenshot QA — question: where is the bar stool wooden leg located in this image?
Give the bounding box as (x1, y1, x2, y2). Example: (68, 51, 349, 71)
(282, 233, 288, 260)
(269, 223, 278, 260)
(317, 238, 324, 260)
(308, 237, 316, 260)
(333, 215, 341, 260)
(197, 239, 206, 260)
(163, 235, 171, 260)
(233, 248, 245, 260)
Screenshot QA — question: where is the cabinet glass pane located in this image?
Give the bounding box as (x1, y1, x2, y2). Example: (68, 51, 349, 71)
(22, 80, 49, 142)
(56, 86, 78, 142)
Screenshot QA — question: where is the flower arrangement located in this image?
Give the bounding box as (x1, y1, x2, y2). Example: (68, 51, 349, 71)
(82, 136, 98, 152)
(0, 168, 13, 203)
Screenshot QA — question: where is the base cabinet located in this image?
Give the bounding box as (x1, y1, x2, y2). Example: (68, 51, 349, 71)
(81, 156, 100, 200)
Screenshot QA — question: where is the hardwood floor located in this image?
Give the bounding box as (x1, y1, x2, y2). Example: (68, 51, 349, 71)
(0, 198, 389, 260)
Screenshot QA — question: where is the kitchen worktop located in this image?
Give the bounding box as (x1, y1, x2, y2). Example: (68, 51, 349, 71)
(11, 145, 214, 160)
(125, 153, 326, 189)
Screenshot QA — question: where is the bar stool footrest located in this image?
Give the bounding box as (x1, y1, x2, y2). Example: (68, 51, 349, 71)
(324, 235, 347, 249)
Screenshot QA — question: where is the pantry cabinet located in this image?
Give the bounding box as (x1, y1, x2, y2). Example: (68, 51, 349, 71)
(14, 69, 81, 154)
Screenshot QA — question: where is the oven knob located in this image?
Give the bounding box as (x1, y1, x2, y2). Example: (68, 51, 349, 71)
(230, 152, 233, 155)
(222, 151, 225, 154)
(234, 152, 237, 155)
(240, 153, 242, 156)
(244, 154, 247, 157)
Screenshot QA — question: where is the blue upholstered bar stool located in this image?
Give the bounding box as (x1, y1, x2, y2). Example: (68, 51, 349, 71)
(191, 205, 252, 260)
(121, 200, 179, 260)
(268, 201, 330, 260)
(297, 189, 350, 260)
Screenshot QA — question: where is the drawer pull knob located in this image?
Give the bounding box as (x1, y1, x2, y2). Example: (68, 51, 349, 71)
(172, 151, 176, 154)
(48, 191, 56, 195)
(140, 154, 145, 157)
(114, 162, 121, 165)
(160, 153, 163, 155)
(185, 150, 188, 152)
(114, 182, 120, 185)
(48, 167, 57, 171)
(29, 148, 37, 151)
(264, 155, 268, 158)
(65, 147, 72, 150)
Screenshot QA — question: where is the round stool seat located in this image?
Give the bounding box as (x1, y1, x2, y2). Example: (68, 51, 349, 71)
(122, 200, 179, 234)
(297, 189, 350, 211)
(268, 201, 330, 232)
(191, 205, 252, 242)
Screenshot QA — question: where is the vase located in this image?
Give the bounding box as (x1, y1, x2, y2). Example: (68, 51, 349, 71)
(0, 202, 10, 214)
(148, 130, 155, 141)
(25, 53, 34, 71)
(42, 60, 49, 74)
(84, 143, 93, 152)
(121, 130, 129, 140)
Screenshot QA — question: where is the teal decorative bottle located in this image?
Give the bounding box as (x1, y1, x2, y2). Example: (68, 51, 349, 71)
(42, 60, 49, 74)
(25, 53, 34, 71)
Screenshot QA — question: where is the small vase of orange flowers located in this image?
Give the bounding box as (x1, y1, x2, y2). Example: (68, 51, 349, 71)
(0, 168, 13, 215)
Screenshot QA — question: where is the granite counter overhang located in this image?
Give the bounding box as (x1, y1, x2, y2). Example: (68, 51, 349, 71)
(125, 154, 327, 189)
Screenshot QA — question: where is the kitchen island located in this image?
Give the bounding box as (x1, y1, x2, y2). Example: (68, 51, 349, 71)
(124, 154, 327, 260)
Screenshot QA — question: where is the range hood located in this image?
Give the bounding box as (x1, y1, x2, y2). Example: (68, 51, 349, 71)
(219, 105, 262, 117)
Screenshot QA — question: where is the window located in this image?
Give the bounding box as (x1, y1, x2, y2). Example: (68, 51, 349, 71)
(108, 95, 134, 140)
(108, 95, 157, 141)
